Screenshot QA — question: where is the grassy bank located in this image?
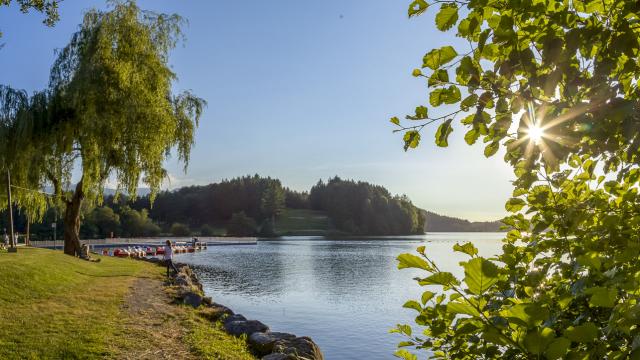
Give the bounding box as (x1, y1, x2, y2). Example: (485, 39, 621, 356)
(0, 247, 254, 359)
(277, 209, 329, 236)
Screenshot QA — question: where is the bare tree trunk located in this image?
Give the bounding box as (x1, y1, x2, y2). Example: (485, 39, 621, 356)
(63, 179, 84, 256)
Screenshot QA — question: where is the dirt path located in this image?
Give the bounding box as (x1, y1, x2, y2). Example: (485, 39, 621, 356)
(111, 277, 197, 360)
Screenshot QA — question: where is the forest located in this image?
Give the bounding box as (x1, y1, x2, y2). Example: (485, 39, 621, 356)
(0, 175, 497, 240)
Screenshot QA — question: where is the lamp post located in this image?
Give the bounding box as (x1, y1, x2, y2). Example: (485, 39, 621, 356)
(52, 222, 57, 250)
(6, 170, 16, 253)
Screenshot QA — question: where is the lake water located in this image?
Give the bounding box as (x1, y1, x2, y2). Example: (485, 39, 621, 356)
(177, 233, 504, 360)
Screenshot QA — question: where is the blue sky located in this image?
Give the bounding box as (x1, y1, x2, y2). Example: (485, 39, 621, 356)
(0, 0, 513, 221)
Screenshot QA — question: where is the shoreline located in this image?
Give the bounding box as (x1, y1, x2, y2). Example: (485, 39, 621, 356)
(143, 257, 324, 360)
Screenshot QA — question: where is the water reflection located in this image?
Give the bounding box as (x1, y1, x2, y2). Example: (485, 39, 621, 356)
(178, 234, 504, 360)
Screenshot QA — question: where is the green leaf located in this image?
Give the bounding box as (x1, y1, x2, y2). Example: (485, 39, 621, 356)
(585, 287, 617, 308)
(505, 198, 526, 212)
(447, 300, 480, 316)
(411, 68, 422, 77)
(577, 252, 601, 270)
(423, 46, 457, 70)
(464, 129, 479, 145)
(397, 341, 414, 348)
(564, 323, 598, 343)
(397, 253, 433, 271)
(463, 258, 499, 295)
(523, 328, 555, 355)
(395, 324, 413, 337)
(460, 94, 478, 111)
(428, 69, 449, 87)
(501, 303, 549, 327)
(484, 141, 499, 157)
(453, 242, 478, 257)
(390, 116, 400, 126)
(403, 300, 422, 312)
(394, 349, 418, 360)
(403, 130, 421, 151)
(429, 85, 461, 106)
(545, 337, 570, 360)
(418, 272, 459, 287)
(405, 105, 429, 120)
(435, 4, 458, 31)
(407, 0, 428, 18)
(421, 290, 435, 304)
(435, 119, 453, 147)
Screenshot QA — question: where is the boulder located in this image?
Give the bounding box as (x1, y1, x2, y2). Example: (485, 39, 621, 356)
(223, 313, 246, 325)
(174, 273, 192, 287)
(249, 332, 297, 356)
(262, 354, 293, 360)
(273, 337, 323, 360)
(262, 354, 294, 360)
(183, 291, 203, 308)
(224, 320, 269, 337)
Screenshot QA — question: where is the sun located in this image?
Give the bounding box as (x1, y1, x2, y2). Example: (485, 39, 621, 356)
(527, 124, 544, 144)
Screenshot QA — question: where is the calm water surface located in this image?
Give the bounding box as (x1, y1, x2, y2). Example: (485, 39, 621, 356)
(178, 233, 503, 360)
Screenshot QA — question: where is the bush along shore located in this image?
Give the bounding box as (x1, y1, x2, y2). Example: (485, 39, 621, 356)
(144, 257, 324, 360)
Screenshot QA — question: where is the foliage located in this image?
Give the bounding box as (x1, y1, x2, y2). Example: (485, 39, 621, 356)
(310, 177, 424, 235)
(47, 0, 205, 201)
(0, 0, 61, 37)
(393, 0, 640, 359)
(199, 224, 216, 237)
(284, 188, 310, 209)
(119, 207, 160, 237)
(0, 86, 51, 222)
(0, 1, 204, 255)
(139, 175, 285, 227)
(81, 206, 120, 239)
(422, 210, 502, 232)
(226, 212, 257, 237)
(169, 222, 191, 237)
(261, 182, 285, 220)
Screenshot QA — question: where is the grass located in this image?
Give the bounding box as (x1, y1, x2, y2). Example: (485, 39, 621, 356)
(185, 314, 255, 360)
(277, 209, 329, 236)
(0, 247, 255, 359)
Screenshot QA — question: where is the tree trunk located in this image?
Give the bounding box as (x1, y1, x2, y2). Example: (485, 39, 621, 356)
(63, 179, 84, 256)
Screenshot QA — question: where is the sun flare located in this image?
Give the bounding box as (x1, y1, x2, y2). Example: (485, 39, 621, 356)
(527, 125, 544, 144)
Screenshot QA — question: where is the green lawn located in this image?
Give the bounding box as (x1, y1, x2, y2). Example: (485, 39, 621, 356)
(277, 209, 329, 236)
(0, 247, 254, 359)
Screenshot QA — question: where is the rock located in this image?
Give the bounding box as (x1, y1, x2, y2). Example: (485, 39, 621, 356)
(273, 337, 323, 360)
(262, 354, 293, 360)
(249, 332, 297, 356)
(202, 296, 213, 306)
(175, 273, 192, 287)
(183, 291, 203, 308)
(223, 313, 246, 325)
(262, 354, 294, 360)
(224, 320, 269, 337)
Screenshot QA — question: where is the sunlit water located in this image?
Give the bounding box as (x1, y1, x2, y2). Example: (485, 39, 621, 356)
(177, 233, 504, 360)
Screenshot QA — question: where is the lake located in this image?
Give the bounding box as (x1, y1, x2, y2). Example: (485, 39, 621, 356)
(177, 233, 504, 359)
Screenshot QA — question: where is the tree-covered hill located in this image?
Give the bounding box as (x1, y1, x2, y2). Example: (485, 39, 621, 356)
(2, 175, 503, 239)
(421, 210, 502, 232)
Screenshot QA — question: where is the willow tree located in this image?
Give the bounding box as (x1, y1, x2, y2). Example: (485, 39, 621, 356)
(0, 86, 52, 244)
(392, 1, 640, 359)
(46, 1, 204, 256)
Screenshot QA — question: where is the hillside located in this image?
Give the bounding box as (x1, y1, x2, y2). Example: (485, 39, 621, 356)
(422, 210, 503, 232)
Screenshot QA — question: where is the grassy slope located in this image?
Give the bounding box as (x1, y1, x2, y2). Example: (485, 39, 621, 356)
(277, 209, 329, 235)
(0, 247, 253, 360)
